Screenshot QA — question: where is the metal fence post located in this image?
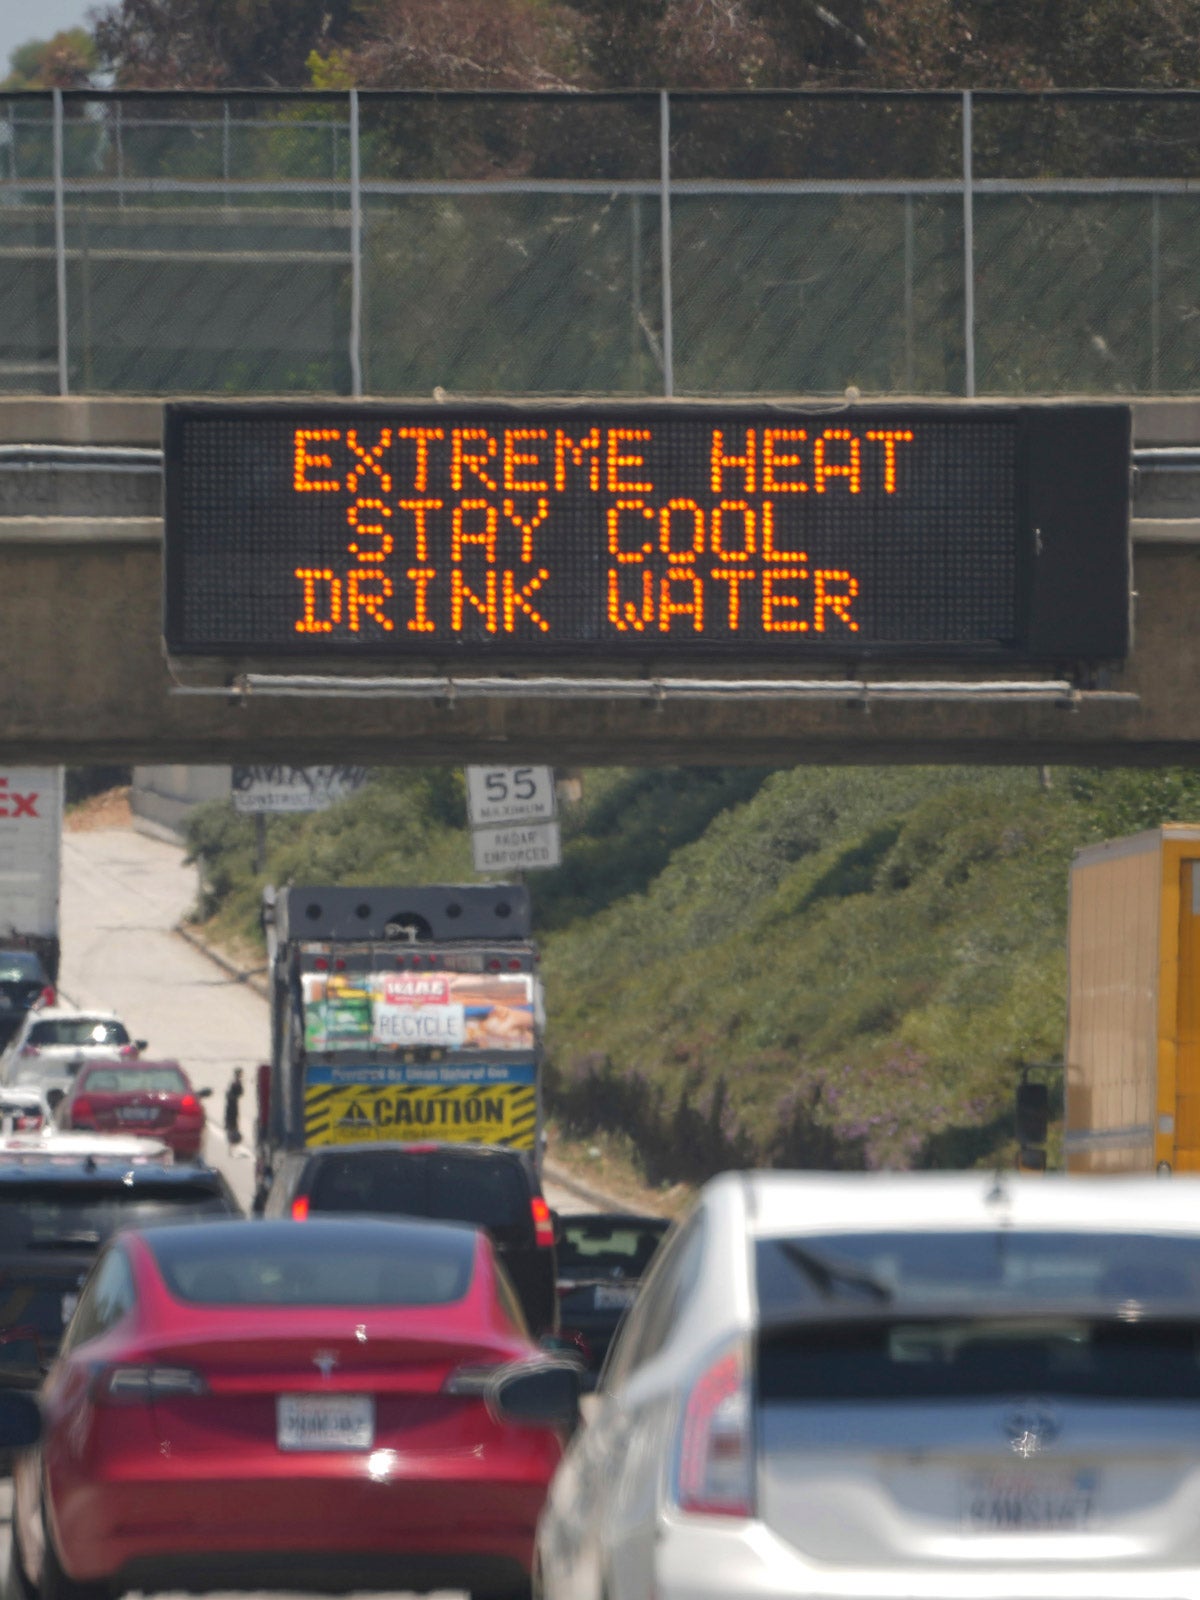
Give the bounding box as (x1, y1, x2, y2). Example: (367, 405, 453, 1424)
(904, 193, 915, 391)
(962, 89, 975, 398)
(1151, 192, 1162, 392)
(349, 88, 363, 397)
(52, 88, 68, 396)
(660, 90, 674, 398)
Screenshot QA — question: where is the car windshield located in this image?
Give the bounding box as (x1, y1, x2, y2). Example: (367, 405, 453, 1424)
(27, 1018, 129, 1048)
(309, 1151, 528, 1231)
(0, 953, 45, 983)
(756, 1230, 1200, 1314)
(151, 1226, 475, 1307)
(558, 1219, 668, 1280)
(0, 1182, 234, 1251)
(80, 1066, 185, 1094)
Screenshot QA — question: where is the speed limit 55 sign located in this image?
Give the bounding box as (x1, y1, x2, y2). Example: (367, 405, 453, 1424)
(465, 766, 557, 828)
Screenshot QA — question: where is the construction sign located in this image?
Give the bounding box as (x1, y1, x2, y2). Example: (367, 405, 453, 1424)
(303, 1060, 537, 1150)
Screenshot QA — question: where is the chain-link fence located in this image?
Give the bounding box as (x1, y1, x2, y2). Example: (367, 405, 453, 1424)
(2, 89, 1199, 398)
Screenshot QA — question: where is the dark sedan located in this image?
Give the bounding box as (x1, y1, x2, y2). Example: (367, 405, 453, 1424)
(556, 1212, 670, 1371)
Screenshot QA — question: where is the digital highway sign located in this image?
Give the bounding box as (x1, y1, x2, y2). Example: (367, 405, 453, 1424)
(163, 401, 1131, 664)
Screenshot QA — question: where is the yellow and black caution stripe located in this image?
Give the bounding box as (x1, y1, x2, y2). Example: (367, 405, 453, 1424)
(304, 1082, 536, 1149)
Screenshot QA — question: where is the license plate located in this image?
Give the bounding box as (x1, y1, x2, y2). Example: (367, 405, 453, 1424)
(118, 1107, 157, 1122)
(277, 1394, 374, 1452)
(593, 1284, 637, 1310)
(961, 1467, 1099, 1532)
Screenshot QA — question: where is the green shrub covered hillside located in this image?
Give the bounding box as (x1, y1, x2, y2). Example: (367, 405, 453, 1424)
(185, 765, 1200, 1184)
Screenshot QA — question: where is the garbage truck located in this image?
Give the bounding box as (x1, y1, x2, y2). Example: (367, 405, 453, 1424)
(254, 883, 542, 1205)
(1064, 823, 1200, 1174)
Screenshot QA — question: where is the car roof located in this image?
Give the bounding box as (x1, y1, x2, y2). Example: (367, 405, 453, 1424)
(302, 1141, 530, 1163)
(0, 1131, 172, 1163)
(562, 1212, 669, 1229)
(729, 1170, 1200, 1238)
(138, 1214, 482, 1252)
(0, 1157, 228, 1186)
(78, 1058, 184, 1073)
(24, 1006, 123, 1023)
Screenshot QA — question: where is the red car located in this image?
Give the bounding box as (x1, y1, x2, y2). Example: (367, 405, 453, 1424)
(11, 1217, 576, 1600)
(57, 1060, 210, 1161)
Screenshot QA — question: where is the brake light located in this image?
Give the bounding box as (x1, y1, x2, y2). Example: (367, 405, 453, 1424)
(19, 1045, 38, 1058)
(179, 1093, 200, 1114)
(69, 1095, 95, 1124)
(531, 1196, 555, 1249)
(291, 1196, 310, 1220)
(94, 1365, 207, 1404)
(118, 1044, 137, 1058)
(675, 1343, 754, 1518)
(38, 986, 55, 1007)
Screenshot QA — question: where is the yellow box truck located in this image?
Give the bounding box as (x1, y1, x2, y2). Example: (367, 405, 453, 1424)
(1066, 824, 1200, 1174)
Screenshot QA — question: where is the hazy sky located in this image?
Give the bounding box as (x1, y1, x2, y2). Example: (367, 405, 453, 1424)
(2, 0, 97, 74)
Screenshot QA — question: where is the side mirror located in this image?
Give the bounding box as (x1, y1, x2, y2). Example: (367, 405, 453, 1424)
(0, 1390, 41, 1447)
(197, 1087, 214, 1100)
(135, 1041, 148, 1053)
(487, 1362, 579, 1430)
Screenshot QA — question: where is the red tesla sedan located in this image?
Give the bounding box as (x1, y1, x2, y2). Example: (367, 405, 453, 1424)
(56, 1060, 209, 1161)
(11, 1217, 574, 1600)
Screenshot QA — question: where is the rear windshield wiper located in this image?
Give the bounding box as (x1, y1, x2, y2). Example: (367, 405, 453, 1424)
(778, 1240, 893, 1304)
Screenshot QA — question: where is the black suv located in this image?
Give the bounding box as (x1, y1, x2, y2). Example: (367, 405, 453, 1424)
(262, 1143, 558, 1337)
(0, 1159, 240, 1378)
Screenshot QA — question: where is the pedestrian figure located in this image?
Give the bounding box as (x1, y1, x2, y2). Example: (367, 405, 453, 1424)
(225, 1067, 244, 1146)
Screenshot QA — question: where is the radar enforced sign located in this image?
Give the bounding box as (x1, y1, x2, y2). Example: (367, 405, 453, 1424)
(304, 1062, 537, 1150)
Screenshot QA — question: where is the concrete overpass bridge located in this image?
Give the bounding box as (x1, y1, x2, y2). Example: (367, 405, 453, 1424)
(1, 395, 1198, 768)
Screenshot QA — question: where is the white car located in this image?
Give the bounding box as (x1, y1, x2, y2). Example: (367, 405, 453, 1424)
(537, 1170, 1200, 1600)
(0, 1006, 145, 1108)
(0, 1130, 173, 1165)
(0, 1085, 53, 1135)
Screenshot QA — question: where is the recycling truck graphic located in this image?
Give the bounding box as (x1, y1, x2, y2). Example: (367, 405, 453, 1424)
(255, 884, 543, 1201)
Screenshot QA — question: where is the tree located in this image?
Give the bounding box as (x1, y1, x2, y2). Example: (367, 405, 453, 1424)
(91, 0, 362, 87)
(2, 29, 98, 89)
(331, 0, 585, 89)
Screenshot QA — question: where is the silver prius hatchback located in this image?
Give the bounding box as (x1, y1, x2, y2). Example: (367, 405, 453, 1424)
(536, 1171, 1200, 1600)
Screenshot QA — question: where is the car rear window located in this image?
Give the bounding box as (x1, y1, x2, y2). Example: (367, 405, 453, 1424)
(151, 1225, 474, 1307)
(0, 953, 46, 983)
(28, 1019, 130, 1048)
(0, 1181, 235, 1250)
(756, 1230, 1200, 1315)
(309, 1151, 528, 1232)
(558, 1219, 668, 1279)
(81, 1066, 186, 1094)
(759, 1318, 1200, 1402)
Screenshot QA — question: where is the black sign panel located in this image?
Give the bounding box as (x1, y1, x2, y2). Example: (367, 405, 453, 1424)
(163, 401, 1130, 664)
